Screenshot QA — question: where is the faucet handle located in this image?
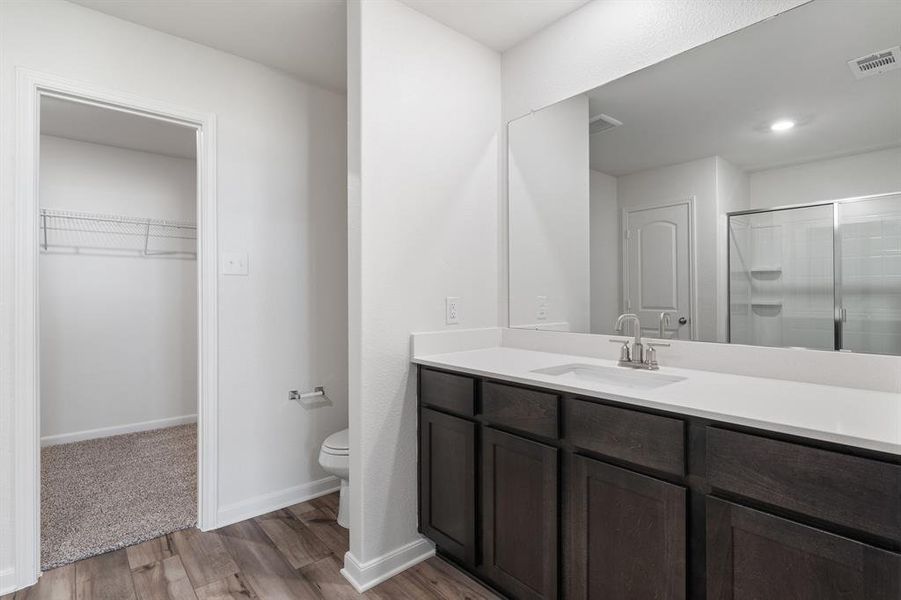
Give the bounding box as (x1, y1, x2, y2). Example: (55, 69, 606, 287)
(609, 338, 631, 362)
(644, 342, 669, 369)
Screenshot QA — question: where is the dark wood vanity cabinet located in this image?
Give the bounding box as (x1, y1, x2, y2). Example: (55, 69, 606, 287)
(482, 427, 558, 600)
(416, 366, 901, 600)
(706, 498, 900, 600)
(419, 407, 478, 567)
(568, 455, 685, 600)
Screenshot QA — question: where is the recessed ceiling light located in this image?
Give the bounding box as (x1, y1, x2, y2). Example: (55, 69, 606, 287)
(770, 119, 795, 132)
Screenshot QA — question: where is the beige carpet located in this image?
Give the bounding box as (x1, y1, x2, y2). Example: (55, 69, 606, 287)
(41, 424, 197, 570)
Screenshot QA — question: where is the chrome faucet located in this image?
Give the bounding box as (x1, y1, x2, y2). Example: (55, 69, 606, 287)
(614, 313, 644, 365)
(611, 313, 670, 370)
(658, 311, 672, 339)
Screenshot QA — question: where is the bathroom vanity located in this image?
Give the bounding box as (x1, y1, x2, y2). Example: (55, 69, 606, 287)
(414, 348, 901, 600)
(415, 1, 901, 597)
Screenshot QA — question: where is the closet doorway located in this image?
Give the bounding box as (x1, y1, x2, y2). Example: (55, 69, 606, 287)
(39, 95, 200, 570)
(12, 71, 218, 587)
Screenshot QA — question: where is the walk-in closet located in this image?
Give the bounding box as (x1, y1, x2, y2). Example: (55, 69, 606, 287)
(38, 96, 199, 569)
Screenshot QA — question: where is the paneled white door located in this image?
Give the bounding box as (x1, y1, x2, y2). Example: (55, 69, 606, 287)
(623, 202, 693, 340)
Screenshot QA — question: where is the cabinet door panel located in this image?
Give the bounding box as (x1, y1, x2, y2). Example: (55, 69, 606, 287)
(482, 427, 558, 600)
(420, 408, 477, 566)
(707, 497, 901, 600)
(568, 455, 686, 600)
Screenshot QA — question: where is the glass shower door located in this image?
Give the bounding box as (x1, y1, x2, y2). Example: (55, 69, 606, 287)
(838, 194, 901, 355)
(728, 204, 835, 350)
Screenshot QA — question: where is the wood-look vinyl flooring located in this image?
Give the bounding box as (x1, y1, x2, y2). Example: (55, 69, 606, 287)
(3, 493, 500, 600)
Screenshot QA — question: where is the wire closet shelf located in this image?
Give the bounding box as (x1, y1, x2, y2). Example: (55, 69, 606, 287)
(39, 208, 197, 258)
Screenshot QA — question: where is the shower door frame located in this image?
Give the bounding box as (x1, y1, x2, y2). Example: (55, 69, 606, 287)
(8, 68, 220, 590)
(726, 191, 901, 351)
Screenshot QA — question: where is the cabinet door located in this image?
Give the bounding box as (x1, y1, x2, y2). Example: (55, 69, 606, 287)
(568, 455, 686, 600)
(707, 497, 901, 600)
(482, 427, 558, 600)
(420, 407, 477, 566)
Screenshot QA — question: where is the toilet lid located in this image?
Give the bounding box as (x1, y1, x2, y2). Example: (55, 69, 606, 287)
(323, 428, 349, 453)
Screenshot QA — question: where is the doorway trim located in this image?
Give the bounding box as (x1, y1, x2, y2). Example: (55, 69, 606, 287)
(9, 68, 219, 589)
(621, 197, 698, 340)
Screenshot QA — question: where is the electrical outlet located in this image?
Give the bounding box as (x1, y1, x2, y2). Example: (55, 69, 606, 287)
(537, 295, 548, 320)
(445, 296, 460, 325)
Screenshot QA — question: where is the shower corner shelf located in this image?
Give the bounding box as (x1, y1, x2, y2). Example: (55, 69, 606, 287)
(750, 299, 783, 308)
(749, 265, 782, 274)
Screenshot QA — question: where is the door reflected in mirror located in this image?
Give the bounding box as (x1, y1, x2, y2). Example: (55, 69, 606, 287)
(507, 0, 901, 355)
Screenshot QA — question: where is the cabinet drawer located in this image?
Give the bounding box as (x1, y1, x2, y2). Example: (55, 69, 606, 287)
(564, 399, 685, 477)
(482, 381, 558, 439)
(707, 427, 901, 543)
(420, 368, 476, 417)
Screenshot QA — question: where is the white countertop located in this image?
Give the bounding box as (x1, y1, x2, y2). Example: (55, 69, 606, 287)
(413, 346, 901, 456)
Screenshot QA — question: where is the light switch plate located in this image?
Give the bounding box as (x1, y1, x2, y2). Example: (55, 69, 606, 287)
(221, 251, 249, 276)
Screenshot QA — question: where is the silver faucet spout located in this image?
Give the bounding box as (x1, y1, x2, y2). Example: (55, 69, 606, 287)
(615, 313, 644, 365)
(614, 313, 668, 370)
(615, 313, 642, 345)
(658, 312, 672, 339)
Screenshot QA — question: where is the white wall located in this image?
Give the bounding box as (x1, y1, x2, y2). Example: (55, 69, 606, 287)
(590, 170, 619, 334)
(501, 0, 809, 122)
(749, 146, 901, 209)
(346, 0, 500, 580)
(39, 136, 197, 443)
(0, 1, 347, 585)
(508, 94, 589, 331)
(715, 156, 750, 341)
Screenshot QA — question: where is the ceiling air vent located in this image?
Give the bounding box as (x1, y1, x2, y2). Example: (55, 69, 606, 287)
(848, 46, 901, 79)
(589, 113, 623, 135)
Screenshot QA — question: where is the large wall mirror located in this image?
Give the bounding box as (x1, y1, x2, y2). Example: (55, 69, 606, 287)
(508, 0, 901, 355)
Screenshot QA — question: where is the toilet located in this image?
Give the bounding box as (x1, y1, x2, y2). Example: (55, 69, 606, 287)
(318, 428, 349, 528)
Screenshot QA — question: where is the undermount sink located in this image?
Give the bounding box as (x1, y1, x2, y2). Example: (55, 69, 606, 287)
(530, 363, 686, 390)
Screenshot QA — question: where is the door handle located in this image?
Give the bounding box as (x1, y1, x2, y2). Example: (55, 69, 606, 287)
(678, 317, 688, 325)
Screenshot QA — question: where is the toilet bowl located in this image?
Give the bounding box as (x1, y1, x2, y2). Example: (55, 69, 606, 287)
(318, 428, 349, 528)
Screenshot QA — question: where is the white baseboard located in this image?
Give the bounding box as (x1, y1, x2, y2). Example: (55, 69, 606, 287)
(40, 414, 198, 446)
(0, 567, 19, 596)
(341, 537, 436, 593)
(215, 476, 340, 529)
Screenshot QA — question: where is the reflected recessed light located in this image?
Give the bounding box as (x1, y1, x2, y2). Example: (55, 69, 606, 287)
(770, 119, 796, 132)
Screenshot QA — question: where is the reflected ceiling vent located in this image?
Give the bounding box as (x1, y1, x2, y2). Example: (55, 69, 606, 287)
(589, 113, 623, 135)
(848, 46, 901, 79)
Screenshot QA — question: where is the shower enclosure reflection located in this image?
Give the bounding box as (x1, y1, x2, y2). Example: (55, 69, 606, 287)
(729, 194, 901, 355)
